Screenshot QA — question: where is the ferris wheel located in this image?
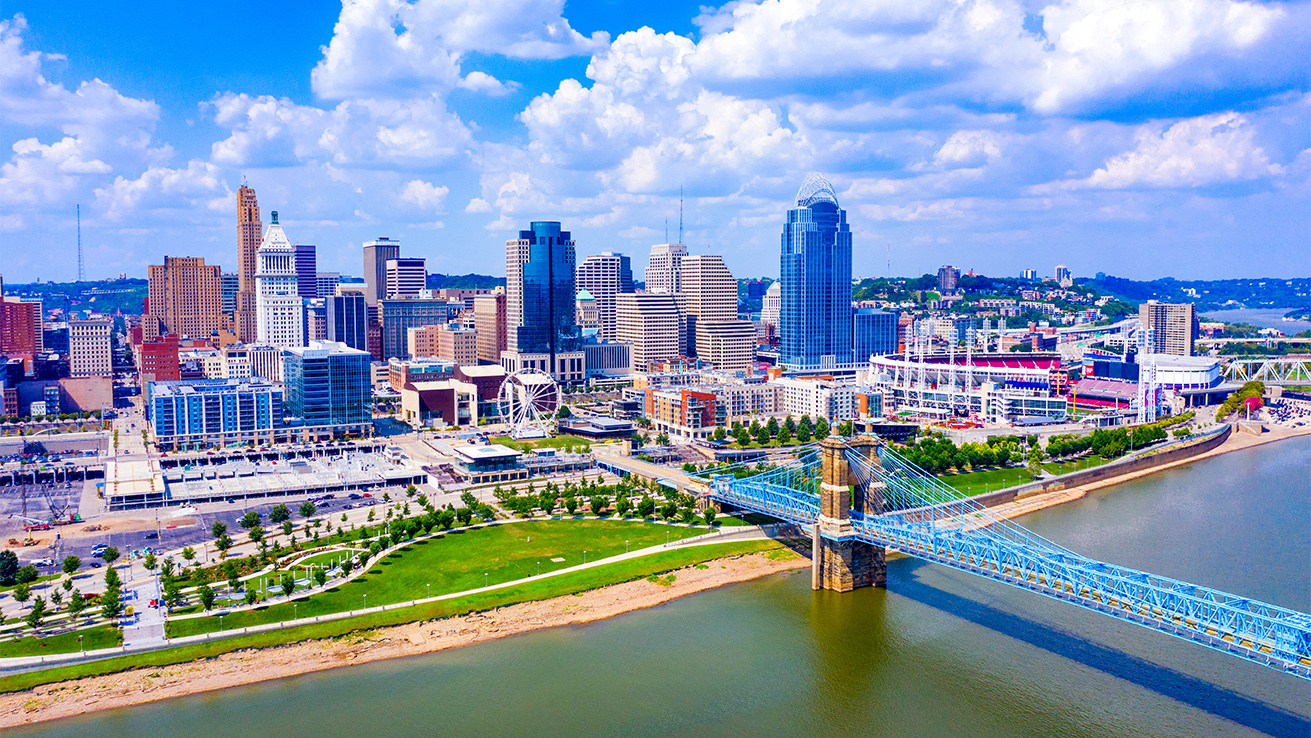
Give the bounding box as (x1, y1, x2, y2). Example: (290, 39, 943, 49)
(496, 369, 559, 439)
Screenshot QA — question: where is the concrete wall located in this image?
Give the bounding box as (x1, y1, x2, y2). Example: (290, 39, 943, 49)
(16, 376, 112, 413)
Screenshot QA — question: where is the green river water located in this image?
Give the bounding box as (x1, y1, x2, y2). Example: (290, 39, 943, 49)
(13, 435, 1311, 737)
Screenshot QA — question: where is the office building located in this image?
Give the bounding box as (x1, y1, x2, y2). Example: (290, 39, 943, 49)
(138, 334, 181, 383)
(294, 244, 317, 298)
(780, 172, 852, 370)
(616, 293, 681, 371)
(502, 221, 584, 382)
(1055, 264, 1072, 288)
(760, 281, 781, 330)
(694, 320, 755, 372)
(1021, 269, 1038, 281)
(773, 376, 856, 424)
(305, 298, 327, 341)
(220, 271, 239, 314)
(582, 340, 631, 377)
(407, 324, 442, 358)
(852, 308, 899, 361)
(234, 184, 262, 342)
(220, 344, 253, 379)
(679, 254, 751, 366)
(646, 243, 686, 294)
(1139, 301, 1197, 356)
(145, 256, 225, 340)
(473, 293, 507, 364)
(380, 298, 452, 360)
(0, 294, 42, 355)
(937, 265, 959, 293)
(385, 257, 427, 299)
(363, 237, 401, 306)
(68, 317, 112, 377)
(247, 344, 283, 382)
(147, 377, 283, 451)
(254, 212, 305, 347)
(575, 252, 634, 341)
(281, 341, 372, 436)
(315, 272, 340, 300)
(408, 325, 477, 365)
(43, 323, 69, 354)
(575, 289, 599, 331)
(327, 293, 368, 351)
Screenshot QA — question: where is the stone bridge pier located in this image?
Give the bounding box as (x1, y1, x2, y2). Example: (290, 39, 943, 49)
(811, 436, 887, 592)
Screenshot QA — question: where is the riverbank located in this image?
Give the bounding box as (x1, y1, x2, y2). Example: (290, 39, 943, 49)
(0, 549, 807, 728)
(988, 423, 1311, 521)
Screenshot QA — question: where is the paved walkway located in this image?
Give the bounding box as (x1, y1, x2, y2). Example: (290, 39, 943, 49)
(121, 577, 164, 648)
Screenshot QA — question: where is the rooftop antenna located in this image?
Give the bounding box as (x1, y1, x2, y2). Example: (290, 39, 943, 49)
(77, 204, 84, 283)
(664, 217, 668, 244)
(886, 243, 891, 276)
(678, 186, 684, 245)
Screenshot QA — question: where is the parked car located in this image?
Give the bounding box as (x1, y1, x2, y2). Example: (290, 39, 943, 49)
(348, 493, 362, 500)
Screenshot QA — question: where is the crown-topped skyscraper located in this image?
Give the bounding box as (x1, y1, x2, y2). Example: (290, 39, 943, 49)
(779, 172, 852, 370)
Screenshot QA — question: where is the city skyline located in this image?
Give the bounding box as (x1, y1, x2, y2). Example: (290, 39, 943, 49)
(1, 2, 1308, 285)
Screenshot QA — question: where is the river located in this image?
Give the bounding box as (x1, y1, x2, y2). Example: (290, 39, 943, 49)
(14, 436, 1311, 738)
(1202, 308, 1311, 333)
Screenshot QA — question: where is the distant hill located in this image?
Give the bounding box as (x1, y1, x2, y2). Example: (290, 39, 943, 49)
(1085, 276, 1311, 312)
(426, 273, 505, 290)
(3, 278, 148, 316)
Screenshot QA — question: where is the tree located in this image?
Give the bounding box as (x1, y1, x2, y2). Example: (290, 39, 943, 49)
(1027, 445, 1046, 469)
(777, 426, 793, 445)
(0, 550, 18, 586)
(280, 571, 297, 598)
(660, 501, 678, 521)
(540, 494, 556, 516)
(555, 405, 572, 419)
(680, 507, 697, 525)
(199, 584, 216, 611)
(239, 511, 261, 530)
(61, 555, 81, 577)
(244, 589, 258, 606)
(702, 507, 717, 526)
(68, 590, 86, 619)
(299, 500, 317, 518)
(712, 426, 727, 441)
(814, 418, 830, 440)
(637, 495, 656, 519)
(615, 496, 632, 517)
(795, 423, 812, 443)
(50, 588, 63, 610)
(341, 559, 354, 577)
(211, 521, 228, 539)
(565, 496, 579, 515)
(249, 526, 264, 544)
(590, 495, 608, 515)
(15, 565, 38, 585)
(269, 504, 291, 523)
(455, 506, 473, 525)
(656, 433, 670, 446)
(314, 569, 328, 588)
(101, 573, 123, 620)
(753, 424, 771, 446)
(216, 533, 234, 557)
(406, 484, 417, 497)
(282, 520, 294, 537)
(12, 582, 31, 608)
(783, 415, 797, 434)
(143, 552, 157, 572)
(766, 416, 780, 437)
(24, 596, 46, 631)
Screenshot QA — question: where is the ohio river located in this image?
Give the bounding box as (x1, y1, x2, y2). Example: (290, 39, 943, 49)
(15, 435, 1311, 738)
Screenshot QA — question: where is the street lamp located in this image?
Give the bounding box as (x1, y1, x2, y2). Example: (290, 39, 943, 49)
(293, 603, 298, 621)
(484, 572, 488, 587)
(363, 594, 367, 610)
(426, 583, 431, 599)
(79, 634, 83, 653)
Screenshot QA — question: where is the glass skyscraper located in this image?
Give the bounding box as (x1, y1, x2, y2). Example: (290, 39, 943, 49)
(504, 221, 583, 381)
(281, 341, 371, 429)
(852, 308, 899, 362)
(780, 172, 852, 369)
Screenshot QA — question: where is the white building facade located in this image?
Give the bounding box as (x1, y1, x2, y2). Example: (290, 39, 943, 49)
(255, 211, 305, 348)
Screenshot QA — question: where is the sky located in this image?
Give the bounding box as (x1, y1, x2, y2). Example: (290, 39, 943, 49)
(1, 0, 1308, 285)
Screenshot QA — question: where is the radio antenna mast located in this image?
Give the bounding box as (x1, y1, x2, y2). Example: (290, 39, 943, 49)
(77, 204, 85, 282)
(678, 186, 684, 245)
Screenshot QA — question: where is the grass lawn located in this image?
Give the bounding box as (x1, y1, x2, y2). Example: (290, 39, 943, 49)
(0, 624, 121, 658)
(0, 573, 63, 593)
(1040, 455, 1110, 476)
(715, 512, 780, 527)
(3, 538, 786, 694)
(936, 466, 1037, 494)
(490, 435, 593, 451)
(167, 520, 702, 638)
(286, 548, 364, 571)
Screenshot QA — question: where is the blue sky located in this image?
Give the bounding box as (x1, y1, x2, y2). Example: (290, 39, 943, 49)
(1, 0, 1308, 285)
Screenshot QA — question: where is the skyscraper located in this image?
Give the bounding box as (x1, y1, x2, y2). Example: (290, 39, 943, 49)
(680, 254, 753, 369)
(363, 237, 400, 306)
(326, 293, 368, 351)
(145, 256, 224, 340)
(937, 265, 959, 293)
(220, 271, 239, 314)
(1055, 264, 1072, 287)
(616, 293, 681, 371)
(646, 243, 686, 294)
(780, 172, 852, 370)
(385, 257, 427, 299)
(68, 318, 112, 377)
(1139, 301, 1197, 356)
(235, 184, 262, 342)
(503, 222, 583, 382)
(294, 244, 317, 298)
(473, 293, 507, 364)
(255, 212, 305, 347)
(575, 252, 633, 341)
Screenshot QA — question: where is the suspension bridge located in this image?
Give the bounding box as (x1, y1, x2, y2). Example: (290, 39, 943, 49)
(698, 437, 1311, 680)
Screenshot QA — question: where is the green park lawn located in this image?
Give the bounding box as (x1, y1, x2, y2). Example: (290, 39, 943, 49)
(0, 624, 122, 658)
(936, 466, 1038, 494)
(1040, 455, 1111, 476)
(491, 435, 593, 451)
(167, 519, 701, 638)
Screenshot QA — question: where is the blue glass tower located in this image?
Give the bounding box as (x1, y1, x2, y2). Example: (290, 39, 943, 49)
(780, 173, 852, 369)
(507, 221, 581, 358)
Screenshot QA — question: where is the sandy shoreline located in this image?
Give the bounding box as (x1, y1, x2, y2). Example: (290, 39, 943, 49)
(0, 550, 808, 728)
(2, 424, 1306, 728)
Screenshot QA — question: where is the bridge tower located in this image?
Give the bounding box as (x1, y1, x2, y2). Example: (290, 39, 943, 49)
(812, 437, 887, 591)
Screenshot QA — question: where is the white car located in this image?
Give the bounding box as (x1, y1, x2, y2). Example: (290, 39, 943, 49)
(31, 558, 53, 567)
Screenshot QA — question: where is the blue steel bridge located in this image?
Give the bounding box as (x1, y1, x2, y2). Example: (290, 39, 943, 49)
(694, 437, 1311, 680)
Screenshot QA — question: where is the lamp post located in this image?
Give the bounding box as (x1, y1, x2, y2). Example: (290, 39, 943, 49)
(293, 603, 297, 622)
(79, 634, 83, 653)
(220, 614, 224, 632)
(426, 583, 430, 600)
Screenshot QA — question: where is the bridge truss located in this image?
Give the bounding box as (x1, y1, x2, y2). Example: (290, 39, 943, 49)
(708, 442, 1311, 680)
(1223, 357, 1311, 386)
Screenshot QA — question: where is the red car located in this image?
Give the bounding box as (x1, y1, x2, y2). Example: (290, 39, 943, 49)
(361, 493, 373, 498)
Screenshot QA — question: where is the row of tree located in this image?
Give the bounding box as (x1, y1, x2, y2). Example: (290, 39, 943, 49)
(707, 415, 856, 447)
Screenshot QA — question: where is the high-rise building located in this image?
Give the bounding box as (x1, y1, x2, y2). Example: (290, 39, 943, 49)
(281, 341, 372, 434)
(575, 289, 599, 331)
(575, 252, 633, 341)
(694, 321, 755, 372)
(385, 257, 427, 299)
(679, 254, 752, 367)
(616, 293, 681, 371)
(139, 334, 181, 383)
(255, 212, 305, 347)
(145, 256, 224, 340)
(780, 172, 852, 369)
(315, 272, 340, 300)
(380, 298, 451, 360)
(1021, 269, 1038, 281)
(305, 298, 327, 342)
(473, 293, 506, 364)
(503, 222, 584, 382)
(294, 244, 317, 298)
(68, 318, 112, 377)
(363, 237, 400, 306)
(852, 308, 899, 361)
(220, 271, 239, 314)
(326, 293, 368, 351)
(0, 294, 42, 355)
(409, 325, 477, 365)
(646, 243, 686, 294)
(1139, 301, 1197, 356)
(148, 378, 283, 451)
(937, 265, 959, 293)
(235, 184, 262, 342)
(760, 281, 781, 330)
(1055, 264, 1072, 287)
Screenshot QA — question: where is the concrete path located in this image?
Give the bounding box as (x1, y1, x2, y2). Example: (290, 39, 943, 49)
(121, 577, 164, 648)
